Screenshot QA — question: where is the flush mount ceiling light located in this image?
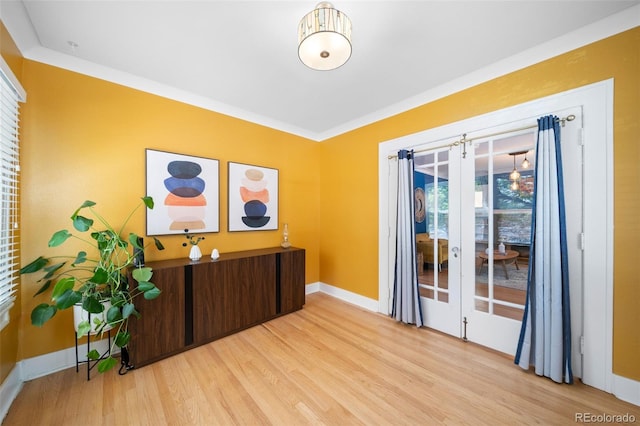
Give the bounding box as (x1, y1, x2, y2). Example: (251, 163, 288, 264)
(298, 2, 352, 71)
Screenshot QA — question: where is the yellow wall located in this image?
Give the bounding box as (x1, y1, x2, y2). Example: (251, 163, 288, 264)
(0, 21, 24, 385)
(318, 27, 640, 381)
(18, 61, 321, 359)
(2, 18, 638, 385)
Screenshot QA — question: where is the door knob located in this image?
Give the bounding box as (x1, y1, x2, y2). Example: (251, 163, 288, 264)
(451, 246, 459, 258)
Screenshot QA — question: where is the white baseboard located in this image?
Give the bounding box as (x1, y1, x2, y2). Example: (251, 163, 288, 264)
(613, 374, 640, 407)
(305, 282, 320, 294)
(308, 281, 379, 312)
(0, 365, 23, 423)
(20, 337, 116, 381)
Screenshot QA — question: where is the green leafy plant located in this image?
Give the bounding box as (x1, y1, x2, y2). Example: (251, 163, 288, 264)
(20, 196, 164, 373)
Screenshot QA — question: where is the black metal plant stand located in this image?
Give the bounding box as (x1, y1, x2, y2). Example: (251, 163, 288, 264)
(74, 315, 112, 381)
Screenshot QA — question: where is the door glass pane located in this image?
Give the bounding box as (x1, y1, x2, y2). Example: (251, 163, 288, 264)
(474, 133, 534, 319)
(415, 150, 449, 303)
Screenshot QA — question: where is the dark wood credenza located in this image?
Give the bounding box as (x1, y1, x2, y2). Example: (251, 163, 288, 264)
(128, 247, 305, 368)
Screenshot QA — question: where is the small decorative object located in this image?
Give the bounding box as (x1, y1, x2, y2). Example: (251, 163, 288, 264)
(211, 248, 220, 260)
(281, 223, 291, 248)
(182, 229, 204, 261)
(414, 188, 425, 223)
(189, 245, 202, 261)
(498, 242, 506, 254)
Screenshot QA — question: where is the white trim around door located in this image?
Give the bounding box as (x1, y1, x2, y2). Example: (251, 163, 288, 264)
(378, 79, 614, 396)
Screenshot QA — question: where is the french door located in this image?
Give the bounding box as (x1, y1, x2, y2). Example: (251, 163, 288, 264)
(415, 148, 460, 337)
(382, 82, 613, 392)
(414, 107, 583, 364)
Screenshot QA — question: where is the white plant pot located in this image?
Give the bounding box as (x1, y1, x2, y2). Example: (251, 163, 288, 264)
(73, 300, 113, 336)
(189, 245, 202, 261)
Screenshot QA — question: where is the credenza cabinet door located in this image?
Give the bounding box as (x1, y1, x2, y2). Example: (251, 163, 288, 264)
(279, 250, 306, 314)
(128, 265, 185, 367)
(192, 254, 277, 344)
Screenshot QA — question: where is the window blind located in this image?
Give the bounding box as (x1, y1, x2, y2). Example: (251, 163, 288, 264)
(0, 61, 24, 330)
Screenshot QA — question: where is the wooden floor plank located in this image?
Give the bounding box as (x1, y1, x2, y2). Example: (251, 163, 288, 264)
(4, 292, 639, 425)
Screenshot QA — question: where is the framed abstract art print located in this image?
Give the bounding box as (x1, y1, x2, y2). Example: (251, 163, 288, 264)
(146, 149, 220, 236)
(228, 162, 278, 232)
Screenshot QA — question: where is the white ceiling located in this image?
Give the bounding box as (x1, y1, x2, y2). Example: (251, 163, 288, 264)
(1, 1, 639, 141)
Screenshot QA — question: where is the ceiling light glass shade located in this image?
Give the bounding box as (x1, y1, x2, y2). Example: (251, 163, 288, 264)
(509, 153, 520, 181)
(509, 168, 521, 181)
(298, 2, 352, 71)
(511, 180, 519, 191)
(521, 155, 530, 169)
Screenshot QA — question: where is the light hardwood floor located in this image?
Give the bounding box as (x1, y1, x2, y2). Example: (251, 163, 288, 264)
(5, 293, 639, 425)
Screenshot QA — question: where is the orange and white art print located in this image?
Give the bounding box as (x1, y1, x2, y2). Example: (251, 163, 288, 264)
(228, 161, 278, 232)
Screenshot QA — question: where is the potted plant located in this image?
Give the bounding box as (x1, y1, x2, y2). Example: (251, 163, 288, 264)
(20, 196, 164, 373)
(182, 229, 204, 261)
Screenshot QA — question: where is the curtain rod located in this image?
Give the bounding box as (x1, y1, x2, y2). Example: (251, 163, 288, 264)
(387, 114, 576, 159)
